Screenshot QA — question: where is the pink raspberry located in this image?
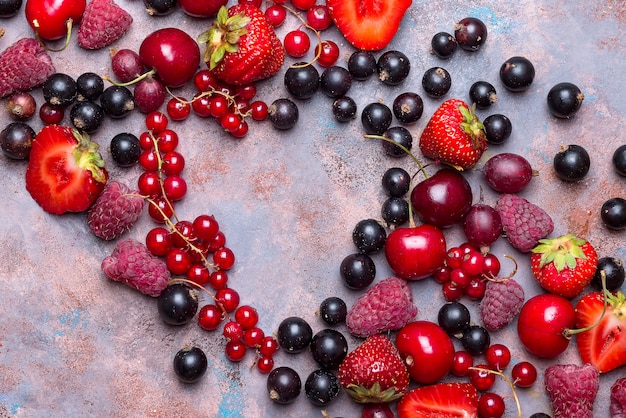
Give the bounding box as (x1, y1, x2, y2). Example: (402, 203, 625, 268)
(544, 363, 599, 418)
(611, 377, 626, 418)
(77, 0, 133, 50)
(0, 38, 55, 98)
(495, 193, 554, 252)
(346, 276, 418, 338)
(101, 238, 170, 297)
(478, 278, 525, 331)
(87, 180, 145, 240)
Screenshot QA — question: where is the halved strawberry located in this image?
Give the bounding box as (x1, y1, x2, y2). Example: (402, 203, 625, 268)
(25, 125, 108, 214)
(327, 0, 412, 51)
(575, 290, 626, 373)
(397, 382, 479, 418)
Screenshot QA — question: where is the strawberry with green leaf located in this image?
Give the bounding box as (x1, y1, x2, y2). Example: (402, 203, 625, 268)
(198, 4, 284, 86)
(25, 125, 108, 215)
(418, 98, 487, 170)
(397, 382, 479, 417)
(531, 234, 598, 299)
(327, 0, 412, 51)
(337, 334, 409, 403)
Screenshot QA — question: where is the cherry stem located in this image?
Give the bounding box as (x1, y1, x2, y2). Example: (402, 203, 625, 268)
(34, 18, 73, 52)
(103, 68, 156, 87)
(564, 271, 610, 337)
(469, 366, 522, 418)
(362, 134, 428, 178)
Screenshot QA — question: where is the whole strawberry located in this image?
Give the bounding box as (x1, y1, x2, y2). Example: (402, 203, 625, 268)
(531, 234, 598, 298)
(101, 238, 171, 297)
(337, 334, 409, 403)
(0, 38, 55, 98)
(419, 98, 487, 170)
(198, 5, 284, 85)
(87, 180, 145, 240)
(77, 0, 133, 50)
(25, 125, 108, 214)
(495, 193, 554, 252)
(479, 277, 525, 331)
(346, 276, 418, 338)
(611, 377, 626, 418)
(544, 363, 599, 418)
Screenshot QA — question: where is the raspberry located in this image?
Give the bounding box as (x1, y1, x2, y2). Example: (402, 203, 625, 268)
(478, 278, 525, 331)
(87, 180, 145, 240)
(611, 377, 626, 418)
(101, 238, 171, 297)
(346, 276, 418, 338)
(495, 193, 554, 252)
(77, 0, 133, 50)
(544, 363, 599, 418)
(0, 38, 55, 98)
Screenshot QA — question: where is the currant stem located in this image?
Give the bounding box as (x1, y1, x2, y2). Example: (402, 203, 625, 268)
(469, 366, 522, 418)
(280, 5, 324, 68)
(103, 68, 156, 87)
(168, 277, 230, 320)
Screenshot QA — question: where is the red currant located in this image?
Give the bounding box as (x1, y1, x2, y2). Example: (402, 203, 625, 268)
(258, 336, 279, 357)
(193, 214, 220, 242)
(165, 247, 192, 275)
(198, 304, 224, 331)
(194, 69, 219, 92)
(163, 175, 187, 201)
(483, 253, 501, 277)
(208, 94, 229, 119)
(162, 151, 185, 176)
(209, 270, 229, 290)
(459, 242, 479, 254)
(191, 92, 213, 118)
(215, 287, 240, 312)
(231, 120, 249, 138)
(284, 29, 311, 58)
(238, 0, 262, 7)
(166, 97, 191, 121)
(220, 113, 242, 133)
(145, 227, 172, 256)
(137, 171, 162, 196)
(465, 278, 487, 300)
(291, 0, 315, 11)
(511, 361, 537, 388)
(235, 305, 258, 330)
(39, 103, 64, 125)
(477, 392, 505, 418)
(156, 129, 179, 152)
(223, 320, 244, 341)
(148, 195, 174, 223)
(145, 111, 168, 133)
(172, 220, 195, 248)
(225, 340, 247, 362)
(249, 100, 269, 121)
(264, 4, 286, 27)
(243, 327, 265, 347)
(186, 264, 210, 286)
(235, 84, 257, 101)
(451, 350, 473, 377)
(306, 5, 332, 30)
(315, 40, 340, 67)
(213, 247, 235, 270)
(139, 149, 160, 172)
(207, 231, 227, 252)
(485, 344, 511, 371)
(446, 247, 464, 268)
(469, 365, 496, 391)
(450, 268, 471, 288)
(256, 355, 274, 373)
(442, 281, 464, 302)
(139, 131, 154, 150)
(461, 250, 485, 276)
(432, 265, 451, 284)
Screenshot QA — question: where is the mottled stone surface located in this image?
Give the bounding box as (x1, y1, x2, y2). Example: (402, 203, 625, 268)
(0, 1, 624, 417)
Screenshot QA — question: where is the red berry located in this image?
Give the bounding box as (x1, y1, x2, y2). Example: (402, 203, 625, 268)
(259, 336, 279, 357)
(39, 103, 64, 125)
(145, 111, 168, 133)
(478, 392, 505, 418)
(257, 355, 274, 373)
(511, 361, 537, 388)
(215, 287, 240, 312)
(186, 264, 210, 286)
(146, 227, 173, 256)
(194, 69, 219, 92)
(225, 340, 247, 362)
(250, 100, 269, 121)
(139, 131, 154, 150)
(172, 220, 194, 248)
(485, 344, 511, 370)
(139, 149, 160, 172)
(433, 265, 452, 284)
(306, 5, 332, 31)
(235, 305, 258, 329)
(213, 247, 235, 270)
(163, 175, 187, 201)
(198, 304, 224, 331)
(162, 151, 185, 176)
(238, 0, 261, 7)
(230, 120, 249, 138)
(193, 215, 220, 242)
(461, 250, 485, 276)
(465, 278, 487, 300)
(243, 327, 265, 347)
(443, 281, 464, 302)
(209, 270, 229, 290)
(220, 113, 242, 133)
(450, 268, 471, 288)
(446, 247, 464, 268)
(207, 231, 227, 252)
(166, 97, 191, 121)
(482, 253, 501, 276)
(148, 195, 175, 223)
(209, 95, 229, 118)
(156, 129, 179, 152)
(284, 29, 311, 58)
(451, 350, 473, 376)
(469, 365, 496, 391)
(192, 92, 213, 118)
(264, 4, 286, 27)
(223, 320, 244, 341)
(315, 40, 340, 67)
(235, 84, 257, 101)
(165, 247, 192, 275)
(137, 171, 161, 196)
(291, 0, 315, 11)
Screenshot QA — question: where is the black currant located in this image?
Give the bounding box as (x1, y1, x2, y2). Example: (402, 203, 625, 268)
(361, 102, 392, 135)
(310, 329, 348, 369)
(469, 81, 497, 109)
(173, 346, 208, 383)
(377, 50, 411, 86)
(100, 85, 135, 118)
(267, 366, 301, 404)
(320, 66, 352, 98)
(547, 82, 584, 118)
(304, 369, 341, 406)
(528, 414, 551, 418)
(461, 325, 490, 355)
(332, 96, 357, 122)
(268, 98, 299, 130)
(277, 316, 313, 353)
(613, 145, 626, 176)
(499, 56, 535, 92)
(393, 92, 423, 124)
(438, 302, 471, 337)
(483, 114, 512, 145)
(553, 144, 590, 181)
(157, 283, 199, 326)
(600, 197, 626, 230)
(76, 72, 105, 102)
(340, 253, 376, 290)
(284, 63, 320, 99)
(454, 17, 488, 51)
(319, 297, 347, 325)
(592, 257, 625, 291)
(110, 132, 141, 167)
(352, 218, 386, 254)
(143, 0, 177, 15)
(0, 122, 35, 160)
(347, 50, 377, 81)
(380, 126, 413, 157)
(0, 0, 22, 17)
(381, 197, 409, 226)
(43, 73, 77, 107)
(70, 101, 105, 133)
(430, 32, 457, 59)
(422, 67, 452, 98)
(382, 167, 411, 197)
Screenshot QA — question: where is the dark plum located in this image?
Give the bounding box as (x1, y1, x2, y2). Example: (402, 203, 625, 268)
(352, 218, 386, 254)
(591, 257, 625, 291)
(422, 67, 451, 98)
(392, 92, 423, 124)
(430, 32, 457, 59)
(553, 144, 590, 181)
(463, 203, 503, 248)
(0, 122, 36, 160)
(500, 56, 535, 92)
(382, 167, 411, 197)
(483, 152, 534, 193)
(340, 253, 376, 290)
(304, 369, 340, 406)
(381, 197, 409, 226)
(469, 81, 497, 108)
(70, 101, 105, 133)
(157, 283, 199, 325)
(267, 366, 301, 404)
(173, 346, 208, 383)
(133, 77, 166, 114)
(320, 65, 352, 98)
(600, 198, 626, 230)
(377, 50, 410, 85)
(483, 114, 512, 144)
(332, 96, 357, 122)
(111, 49, 145, 83)
(268, 98, 299, 130)
(347, 50, 377, 81)
(547, 82, 584, 118)
(310, 329, 348, 369)
(284, 63, 320, 99)
(361, 102, 393, 135)
(319, 297, 347, 325)
(277, 316, 313, 353)
(612, 144, 626, 176)
(76, 72, 104, 102)
(454, 17, 488, 51)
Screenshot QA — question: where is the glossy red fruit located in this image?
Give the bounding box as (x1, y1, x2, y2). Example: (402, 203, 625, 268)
(469, 365, 496, 391)
(396, 321, 455, 384)
(178, 0, 227, 17)
(25, 0, 87, 41)
(411, 168, 473, 228)
(511, 361, 537, 388)
(384, 224, 447, 280)
(517, 293, 575, 358)
(139, 28, 201, 88)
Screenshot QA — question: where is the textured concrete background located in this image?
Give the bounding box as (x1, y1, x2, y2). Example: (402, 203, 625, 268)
(0, 0, 625, 417)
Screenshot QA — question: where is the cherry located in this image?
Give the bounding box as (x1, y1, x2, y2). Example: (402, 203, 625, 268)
(385, 224, 447, 280)
(511, 361, 537, 388)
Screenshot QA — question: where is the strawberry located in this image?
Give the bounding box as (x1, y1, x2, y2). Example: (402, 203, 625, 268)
(575, 289, 626, 373)
(397, 382, 479, 417)
(337, 334, 410, 403)
(530, 234, 598, 298)
(77, 0, 133, 50)
(327, 0, 412, 51)
(198, 5, 284, 86)
(544, 363, 599, 418)
(25, 125, 108, 215)
(418, 99, 487, 170)
(0, 37, 55, 98)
